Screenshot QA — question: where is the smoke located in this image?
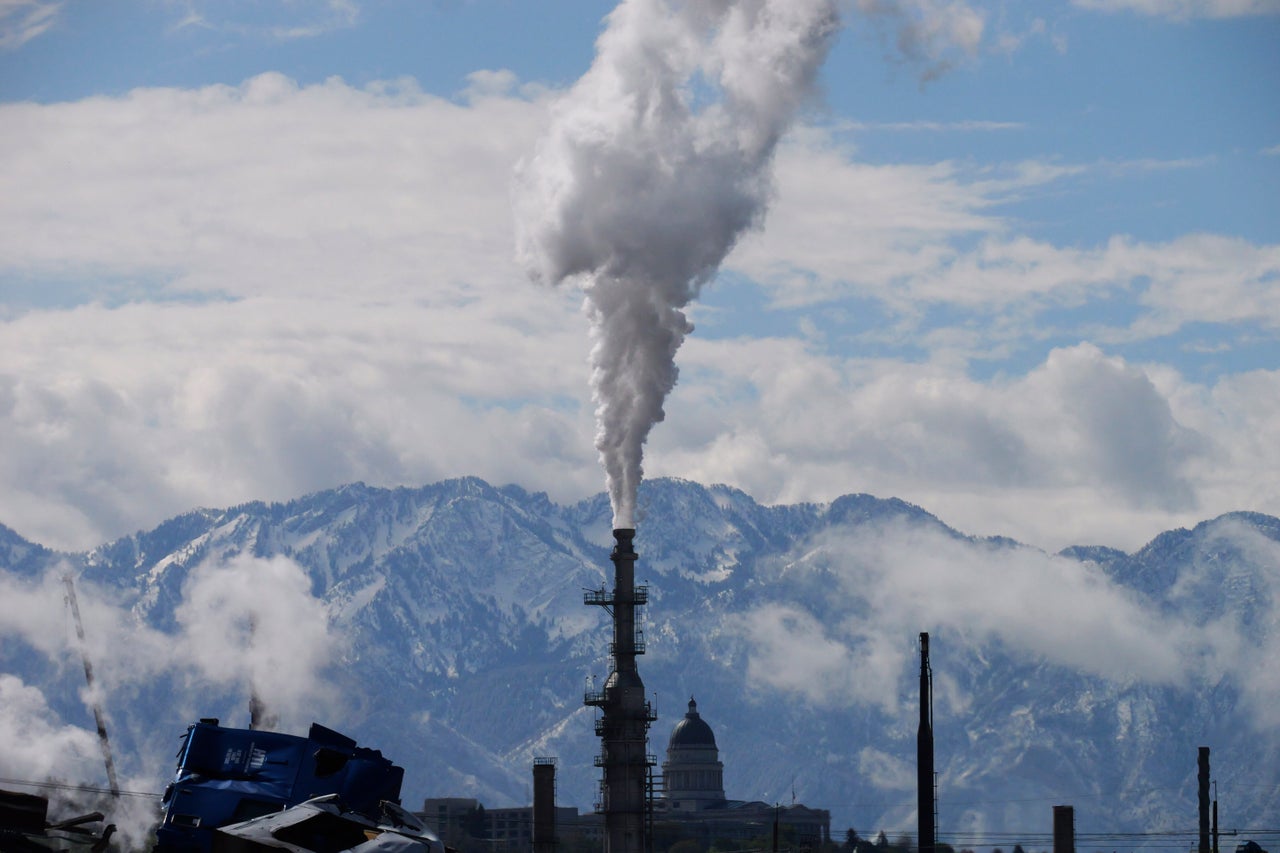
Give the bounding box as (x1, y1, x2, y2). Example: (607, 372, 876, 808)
(0, 551, 341, 844)
(515, 0, 840, 527)
(174, 552, 341, 730)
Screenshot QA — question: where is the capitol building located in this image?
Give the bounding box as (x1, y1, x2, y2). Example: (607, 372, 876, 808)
(420, 697, 830, 852)
(654, 698, 830, 847)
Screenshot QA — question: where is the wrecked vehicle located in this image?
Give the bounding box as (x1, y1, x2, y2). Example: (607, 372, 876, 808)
(0, 788, 116, 852)
(211, 794, 444, 853)
(154, 720, 405, 853)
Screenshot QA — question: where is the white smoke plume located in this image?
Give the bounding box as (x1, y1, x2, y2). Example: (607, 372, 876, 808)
(515, 0, 840, 528)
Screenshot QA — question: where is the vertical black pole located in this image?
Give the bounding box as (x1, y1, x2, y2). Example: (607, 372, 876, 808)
(918, 633, 934, 853)
(1212, 784, 1219, 853)
(1198, 748, 1210, 853)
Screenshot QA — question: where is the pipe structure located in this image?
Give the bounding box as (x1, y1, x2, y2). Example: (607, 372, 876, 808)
(584, 529, 656, 853)
(918, 632, 935, 853)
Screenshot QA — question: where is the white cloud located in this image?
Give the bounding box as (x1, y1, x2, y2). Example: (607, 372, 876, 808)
(1072, 0, 1280, 19)
(857, 746, 917, 791)
(731, 514, 1278, 726)
(158, 0, 362, 41)
(0, 0, 60, 50)
(852, 0, 987, 79)
(0, 73, 547, 302)
(175, 553, 341, 730)
(0, 553, 346, 732)
(0, 553, 346, 843)
(0, 673, 101, 787)
(653, 339, 1280, 551)
(0, 74, 1276, 556)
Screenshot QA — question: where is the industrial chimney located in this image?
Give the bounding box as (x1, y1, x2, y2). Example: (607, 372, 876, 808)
(585, 529, 657, 853)
(533, 757, 557, 853)
(1199, 747, 1211, 853)
(1053, 805, 1075, 853)
(918, 632, 935, 853)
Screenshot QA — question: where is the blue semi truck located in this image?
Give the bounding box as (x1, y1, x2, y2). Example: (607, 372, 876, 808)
(154, 719, 416, 853)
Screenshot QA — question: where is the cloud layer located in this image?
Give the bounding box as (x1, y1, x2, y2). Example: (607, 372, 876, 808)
(731, 514, 1280, 728)
(0, 67, 1277, 553)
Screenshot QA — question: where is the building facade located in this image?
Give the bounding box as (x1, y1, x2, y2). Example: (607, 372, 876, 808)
(655, 697, 830, 848)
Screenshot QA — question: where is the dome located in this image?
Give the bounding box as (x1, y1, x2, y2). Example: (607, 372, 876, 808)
(668, 698, 717, 749)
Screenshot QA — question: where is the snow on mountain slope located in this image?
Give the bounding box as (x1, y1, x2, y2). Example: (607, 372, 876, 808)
(0, 477, 1276, 844)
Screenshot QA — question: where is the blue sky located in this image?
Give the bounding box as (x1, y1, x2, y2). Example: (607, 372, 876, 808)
(1, 0, 1278, 552)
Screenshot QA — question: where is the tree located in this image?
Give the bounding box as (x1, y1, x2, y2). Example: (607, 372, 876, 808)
(846, 828, 862, 850)
(876, 832, 889, 849)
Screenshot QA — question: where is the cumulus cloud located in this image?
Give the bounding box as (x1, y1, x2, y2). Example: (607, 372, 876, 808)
(730, 514, 1276, 725)
(654, 341, 1229, 549)
(0, 72, 1276, 557)
(729, 133, 1280, 336)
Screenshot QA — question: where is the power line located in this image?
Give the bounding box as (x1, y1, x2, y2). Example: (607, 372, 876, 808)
(0, 776, 162, 800)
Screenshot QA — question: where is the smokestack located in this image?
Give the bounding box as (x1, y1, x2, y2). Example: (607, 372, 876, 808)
(533, 757, 557, 853)
(584, 529, 655, 853)
(1199, 747, 1211, 853)
(1053, 805, 1075, 853)
(918, 632, 934, 853)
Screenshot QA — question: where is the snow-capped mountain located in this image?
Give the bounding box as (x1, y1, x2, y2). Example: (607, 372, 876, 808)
(1, 477, 1276, 846)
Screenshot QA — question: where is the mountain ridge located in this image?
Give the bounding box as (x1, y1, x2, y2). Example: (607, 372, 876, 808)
(0, 477, 1276, 846)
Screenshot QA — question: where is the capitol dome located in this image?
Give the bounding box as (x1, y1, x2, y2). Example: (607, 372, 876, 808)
(668, 698, 717, 750)
(662, 698, 726, 812)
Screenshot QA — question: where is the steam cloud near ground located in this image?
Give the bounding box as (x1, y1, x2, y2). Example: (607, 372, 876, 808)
(0, 553, 339, 847)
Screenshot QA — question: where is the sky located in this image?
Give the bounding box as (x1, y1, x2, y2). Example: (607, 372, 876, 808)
(1, 0, 1279, 554)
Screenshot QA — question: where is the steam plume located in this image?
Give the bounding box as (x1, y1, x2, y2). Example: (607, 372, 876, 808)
(515, 0, 839, 527)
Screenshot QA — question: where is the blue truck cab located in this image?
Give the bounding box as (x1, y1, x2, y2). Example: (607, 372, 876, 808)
(154, 720, 404, 853)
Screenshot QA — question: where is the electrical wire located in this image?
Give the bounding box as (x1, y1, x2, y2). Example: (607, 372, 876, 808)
(0, 776, 162, 800)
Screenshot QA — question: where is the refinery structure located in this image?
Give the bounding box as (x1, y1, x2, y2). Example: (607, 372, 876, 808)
(584, 528, 658, 853)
